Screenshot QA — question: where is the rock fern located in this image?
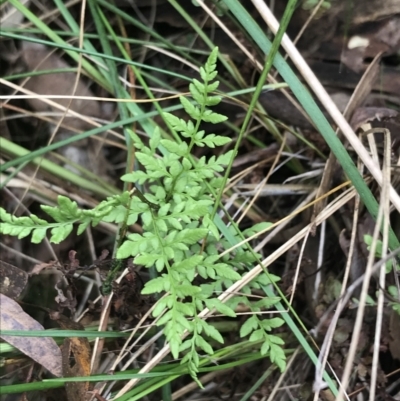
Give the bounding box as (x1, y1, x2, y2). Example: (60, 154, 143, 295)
(1, 47, 286, 379)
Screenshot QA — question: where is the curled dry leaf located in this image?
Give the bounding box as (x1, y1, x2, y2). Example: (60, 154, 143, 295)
(49, 312, 91, 401)
(351, 108, 400, 194)
(0, 260, 28, 299)
(111, 261, 154, 329)
(30, 260, 61, 276)
(52, 250, 84, 314)
(0, 293, 62, 377)
(350, 107, 399, 132)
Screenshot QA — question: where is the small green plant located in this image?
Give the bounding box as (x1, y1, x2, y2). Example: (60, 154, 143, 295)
(0, 48, 286, 379)
(387, 286, 400, 315)
(361, 234, 400, 316)
(301, 0, 331, 12)
(364, 234, 399, 273)
(352, 286, 400, 317)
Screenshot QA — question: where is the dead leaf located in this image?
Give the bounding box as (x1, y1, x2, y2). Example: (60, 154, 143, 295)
(349, 0, 400, 27)
(0, 293, 62, 377)
(308, 59, 400, 96)
(19, 41, 112, 179)
(50, 312, 91, 401)
(111, 261, 153, 329)
(341, 17, 400, 73)
(350, 107, 398, 132)
(20, 41, 102, 132)
(0, 260, 28, 299)
(333, 318, 352, 344)
(389, 310, 400, 360)
(92, 391, 108, 401)
(0, 0, 30, 28)
(258, 90, 322, 130)
(53, 250, 88, 314)
(30, 260, 60, 276)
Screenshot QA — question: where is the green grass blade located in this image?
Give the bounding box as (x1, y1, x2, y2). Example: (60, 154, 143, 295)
(0, 137, 118, 196)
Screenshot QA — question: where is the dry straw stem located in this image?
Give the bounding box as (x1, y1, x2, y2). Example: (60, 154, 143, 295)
(312, 131, 396, 401)
(250, 3, 399, 397)
(0, 93, 184, 103)
(220, 180, 351, 258)
(251, 0, 400, 213)
(0, 79, 118, 136)
(369, 132, 392, 401)
(170, 370, 224, 400)
(332, 132, 394, 401)
(312, 192, 361, 399)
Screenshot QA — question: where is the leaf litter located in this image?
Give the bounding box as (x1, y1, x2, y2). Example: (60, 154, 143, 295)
(1, 0, 400, 400)
(0, 293, 62, 378)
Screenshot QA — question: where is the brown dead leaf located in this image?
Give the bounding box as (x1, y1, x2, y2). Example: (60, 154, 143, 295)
(0, 260, 28, 299)
(333, 318, 352, 345)
(341, 16, 400, 73)
(20, 41, 102, 132)
(258, 90, 320, 130)
(50, 312, 91, 401)
(0, 293, 62, 377)
(30, 260, 60, 276)
(19, 41, 112, 179)
(92, 392, 108, 401)
(320, 389, 336, 401)
(349, 1, 400, 28)
(389, 310, 400, 360)
(350, 107, 398, 132)
(112, 261, 153, 329)
(53, 250, 89, 314)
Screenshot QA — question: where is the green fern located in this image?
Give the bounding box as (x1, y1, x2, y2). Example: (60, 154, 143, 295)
(0, 47, 286, 380)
